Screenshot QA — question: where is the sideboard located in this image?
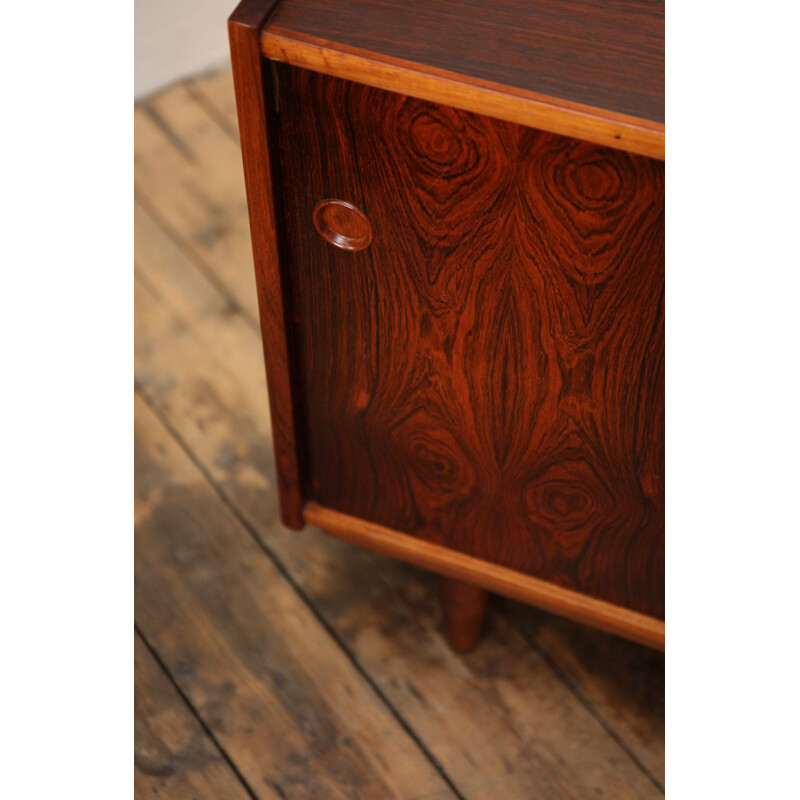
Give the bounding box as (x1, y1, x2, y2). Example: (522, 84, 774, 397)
(228, 0, 664, 651)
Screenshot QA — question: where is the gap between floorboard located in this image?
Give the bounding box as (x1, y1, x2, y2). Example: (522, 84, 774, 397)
(136, 71, 665, 793)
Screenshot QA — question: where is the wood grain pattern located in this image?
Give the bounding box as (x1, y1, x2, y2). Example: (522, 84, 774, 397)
(262, 0, 664, 158)
(135, 393, 456, 800)
(263, 31, 664, 161)
(229, 0, 305, 527)
(135, 634, 252, 800)
(504, 601, 665, 782)
(276, 66, 664, 621)
(134, 82, 261, 324)
(267, 0, 663, 123)
(304, 502, 664, 650)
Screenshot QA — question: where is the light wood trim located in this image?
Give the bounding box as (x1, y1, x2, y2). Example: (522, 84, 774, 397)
(304, 502, 665, 650)
(262, 28, 665, 160)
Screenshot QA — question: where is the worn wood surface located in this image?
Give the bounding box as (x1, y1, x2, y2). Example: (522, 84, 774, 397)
(135, 394, 454, 799)
(262, 0, 664, 159)
(134, 66, 665, 798)
(134, 80, 259, 324)
(135, 633, 253, 800)
(275, 66, 664, 620)
(504, 601, 665, 781)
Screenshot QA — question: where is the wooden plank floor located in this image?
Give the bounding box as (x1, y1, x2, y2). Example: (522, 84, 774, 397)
(134, 66, 665, 800)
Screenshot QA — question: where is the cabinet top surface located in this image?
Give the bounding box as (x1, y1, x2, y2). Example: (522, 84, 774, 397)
(263, 0, 664, 130)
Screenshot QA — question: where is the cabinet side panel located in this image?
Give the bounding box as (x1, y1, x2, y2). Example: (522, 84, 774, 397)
(229, 3, 305, 528)
(276, 66, 664, 618)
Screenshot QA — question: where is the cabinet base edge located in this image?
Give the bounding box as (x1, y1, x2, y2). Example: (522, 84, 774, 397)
(303, 501, 665, 651)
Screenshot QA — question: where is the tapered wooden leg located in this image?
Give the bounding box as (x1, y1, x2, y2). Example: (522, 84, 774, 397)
(439, 577, 489, 653)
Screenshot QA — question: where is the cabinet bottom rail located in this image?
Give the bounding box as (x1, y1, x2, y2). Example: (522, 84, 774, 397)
(303, 502, 665, 651)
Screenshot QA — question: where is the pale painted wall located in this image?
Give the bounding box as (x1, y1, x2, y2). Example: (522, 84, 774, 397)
(135, 0, 233, 99)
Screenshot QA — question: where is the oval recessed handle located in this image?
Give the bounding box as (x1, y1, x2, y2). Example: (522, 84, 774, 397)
(313, 199, 373, 252)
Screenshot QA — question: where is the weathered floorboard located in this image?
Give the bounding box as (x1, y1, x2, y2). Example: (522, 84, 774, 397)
(134, 394, 455, 800)
(135, 632, 253, 800)
(505, 602, 665, 783)
(134, 82, 260, 323)
(187, 68, 240, 142)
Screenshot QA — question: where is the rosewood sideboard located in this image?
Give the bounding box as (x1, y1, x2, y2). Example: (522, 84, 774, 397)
(228, 0, 665, 651)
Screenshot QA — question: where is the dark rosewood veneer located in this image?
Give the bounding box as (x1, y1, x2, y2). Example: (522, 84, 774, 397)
(229, 0, 665, 651)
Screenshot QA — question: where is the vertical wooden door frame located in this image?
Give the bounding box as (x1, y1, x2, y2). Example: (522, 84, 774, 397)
(229, 0, 305, 528)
